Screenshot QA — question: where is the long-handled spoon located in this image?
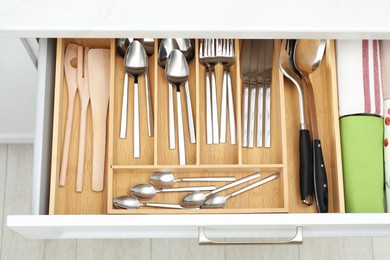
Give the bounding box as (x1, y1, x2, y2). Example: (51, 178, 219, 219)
(129, 184, 216, 200)
(181, 172, 261, 208)
(159, 39, 179, 150)
(279, 39, 313, 206)
(75, 46, 89, 192)
(176, 38, 196, 144)
(165, 50, 189, 165)
(294, 39, 328, 213)
(59, 43, 78, 187)
(113, 195, 188, 209)
(124, 41, 148, 158)
(202, 173, 280, 208)
(141, 38, 155, 137)
(150, 172, 235, 189)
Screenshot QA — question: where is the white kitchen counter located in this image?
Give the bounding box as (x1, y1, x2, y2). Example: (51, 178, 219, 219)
(1, 0, 390, 39)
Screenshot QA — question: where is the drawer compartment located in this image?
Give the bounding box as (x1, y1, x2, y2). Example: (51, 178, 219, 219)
(48, 38, 343, 215)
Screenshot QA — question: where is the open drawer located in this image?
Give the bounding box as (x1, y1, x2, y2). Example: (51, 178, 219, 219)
(7, 39, 390, 241)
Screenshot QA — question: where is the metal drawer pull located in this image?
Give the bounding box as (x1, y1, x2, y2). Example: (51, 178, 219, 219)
(198, 226, 303, 245)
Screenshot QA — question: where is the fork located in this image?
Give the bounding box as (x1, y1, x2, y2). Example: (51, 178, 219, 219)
(199, 39, 213, 144)
(218, 39, 237, 144)
(203, 39, 220, 144)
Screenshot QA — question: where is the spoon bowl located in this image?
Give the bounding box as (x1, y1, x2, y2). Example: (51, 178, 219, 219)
(116, 38, 131, 58)
(166, 49, 189, 86)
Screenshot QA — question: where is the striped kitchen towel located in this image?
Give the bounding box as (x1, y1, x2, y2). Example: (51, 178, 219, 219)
(337, 40, 383, 117)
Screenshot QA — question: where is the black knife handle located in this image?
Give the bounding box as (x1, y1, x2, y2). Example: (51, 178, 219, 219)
(300, 129, 314, 205)
(313, 139, 328, 213)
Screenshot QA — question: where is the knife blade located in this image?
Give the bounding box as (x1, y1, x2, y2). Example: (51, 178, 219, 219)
(248, 40, 260, 148)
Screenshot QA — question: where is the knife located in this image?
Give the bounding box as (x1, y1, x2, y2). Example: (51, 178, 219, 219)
(240, 40, 252, 147)
(248, 40, 260, 148)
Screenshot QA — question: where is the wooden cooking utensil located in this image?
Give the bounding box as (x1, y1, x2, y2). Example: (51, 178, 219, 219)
(76, 46, 90, 192)
(59, 43, 79, 187)
(88, 48, 110, 192)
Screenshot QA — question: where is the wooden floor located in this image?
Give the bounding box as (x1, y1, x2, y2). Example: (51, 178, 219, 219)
(1, 144, 389, 260)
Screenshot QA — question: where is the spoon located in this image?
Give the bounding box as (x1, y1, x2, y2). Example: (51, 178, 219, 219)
(140, 38, 155, 137)
(159, 39, 180, 150)
(150, 172, 236, 189)
(115, 38, 132, 58)
(129, 184, 216, 200)
(279, 39, 313, 206)
(176, 38, 196, 144)
(166, 49, 189, 165)
(113, 195, 186, 209)
(202, 173, 280, 208)
(294, 39, 328, 213)
(122, 40, 148, 158)
(181, 172, 261, 208)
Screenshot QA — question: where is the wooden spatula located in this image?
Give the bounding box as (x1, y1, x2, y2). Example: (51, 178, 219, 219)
(88, 48, 110, 192)
(76, 46, 90, 192)
(59, 43, 79, 187)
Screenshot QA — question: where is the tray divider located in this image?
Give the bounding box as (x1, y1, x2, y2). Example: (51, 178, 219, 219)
(235, 39, 243, 165)
(153, 39, 159, 166)
(195, 39, 201, 165)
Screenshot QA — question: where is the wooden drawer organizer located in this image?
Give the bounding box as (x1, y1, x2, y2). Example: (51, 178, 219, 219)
(49, 38, 344, 215)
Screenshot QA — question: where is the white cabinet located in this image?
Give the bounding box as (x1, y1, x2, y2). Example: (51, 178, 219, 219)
(4, 0, 390, 242)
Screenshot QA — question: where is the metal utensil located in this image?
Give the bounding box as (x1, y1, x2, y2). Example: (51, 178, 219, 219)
(218, 39, 237, 144)
(165, 49, 189, 165)
(150, 172, 236, 189)
(255, 40, 267, 148)
(294, 39, 328, 213)
(199, 39, 213, 144)
(113, 195, 187, 209)
(141, 38, 155, 137)
(129, 184, 216, 200)
(263, 40, 273, 148)
(115, 38, 132, 58)
(202, 173, 280, 208)
(279, 39, 313, 206)
(204, 39, 220, 144)
(123, 40, 148, 158)
(158, 39, 179, 150)
(240, 40, 252, 148)
(176, 38, 196, 144)
(181, 172, 261, 208)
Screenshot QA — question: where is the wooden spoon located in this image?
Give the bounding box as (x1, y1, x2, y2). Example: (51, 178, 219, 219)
(59, 43, 79, 187)
(88, 48, 110, 192)
(76, 46, 90, 192)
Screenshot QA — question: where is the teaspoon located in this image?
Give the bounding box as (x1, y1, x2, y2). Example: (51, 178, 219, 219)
(181, 172, 261, 208)
(202, 173, 280, 208)
(113, 195, 186, 209)
(129, 183, 216, 200)
(150, 172, 235, 189)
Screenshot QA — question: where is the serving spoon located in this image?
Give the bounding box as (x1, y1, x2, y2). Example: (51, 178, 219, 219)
(129, 183, 216, 200)
(181, 172, 261, 208)
(294, 39, 328, 213)
(202, 173, 280, 208)
(150, 172, 235, 189)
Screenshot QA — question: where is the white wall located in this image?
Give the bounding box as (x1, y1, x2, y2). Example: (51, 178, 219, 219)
(0, 38, 37, 143)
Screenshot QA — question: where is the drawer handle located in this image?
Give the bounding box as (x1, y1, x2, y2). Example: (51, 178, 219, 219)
(198, 226, 303, 245)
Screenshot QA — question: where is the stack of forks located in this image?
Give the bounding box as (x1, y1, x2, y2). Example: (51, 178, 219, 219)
(199, 39, 237, 145)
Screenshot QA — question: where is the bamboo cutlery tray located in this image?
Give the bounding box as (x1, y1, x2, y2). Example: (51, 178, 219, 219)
(49, 38, 344, 215)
